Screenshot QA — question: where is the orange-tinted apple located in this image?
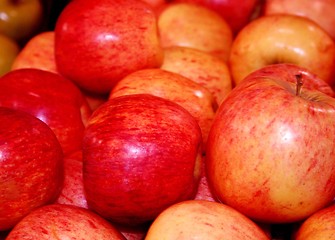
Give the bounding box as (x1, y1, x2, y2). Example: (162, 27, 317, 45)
(262, 0, 335, 41)
(109, 68, 216, 146)
(229, 14, 335, 87)
(55, 0, 163, 94)
(11, 31, 57, 73)
(161, 46, 232, 104)
(157, 2, 233, 61)
(145, 200, 270, 239)
(0, 33, 19, 77)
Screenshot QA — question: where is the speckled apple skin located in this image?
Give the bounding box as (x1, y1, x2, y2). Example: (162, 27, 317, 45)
(207, 74, 335, 223)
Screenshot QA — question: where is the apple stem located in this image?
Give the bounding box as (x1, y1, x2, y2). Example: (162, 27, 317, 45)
(295, 74, 303, 96)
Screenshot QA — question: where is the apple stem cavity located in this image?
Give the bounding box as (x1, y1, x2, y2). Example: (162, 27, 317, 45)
(295, 74, 304, 97)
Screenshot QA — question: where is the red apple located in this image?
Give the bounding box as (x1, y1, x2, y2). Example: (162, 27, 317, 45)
(206, 67, 335, 223)
(83, 94, 202, 225)
(0, 68, 92, 155)
(293, 203, 335, 239)
(0, 33, 19, 77)
(0, 107, 63, 231)
(54, 0, 163, 94)
(262, 0, 335, 41)
(109, 68, 216, 146)
(229, 14, 335, 87)
(170, 0, 261, 35)
(6, 204, 126, 239)
(160, 46, 233, 105)
(11, 31, 57, 73)
(55, 151, 88, 209)
(145, 200, 270, 239)
(157, 2, 233, 61)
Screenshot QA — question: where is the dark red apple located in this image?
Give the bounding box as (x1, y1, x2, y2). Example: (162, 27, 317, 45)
(0, 107, 63, 231)
(83, 94, 202, 225)
(6, 204, 126, 239)
(0, 68, 92, 155)
(55, 0, 164, 94)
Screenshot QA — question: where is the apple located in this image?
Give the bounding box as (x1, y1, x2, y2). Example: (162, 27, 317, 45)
(55, 151, 88, 209)
(160, 46, 233, 105)
(11, 31, 57, 73)
(0, 68, 92, 156)
(293, 203, 335, 239)
(0, 33, 19, 77)
(145, 200, 270, 239)
(157, 2, 233, 62)
(0, 107, 63, 231)
(262, 0, 335, 41)
(109, 68, 216, 146)
(194, 158, 217, 202)
(83, 94, 202, 225)
(54, 0, 164, 94)
(6, 204, 126, 239)
(229, 14, 335, 87)
(169, 0, 261, 35)
(0, 0, 44, 44)
(206, 66, 335, 223)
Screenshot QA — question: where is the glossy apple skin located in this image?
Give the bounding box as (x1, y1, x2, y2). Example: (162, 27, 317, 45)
(55, 151, 88, 209)
(170, 0, 260, 35)
(6, 204, 126, 240)
(0, 33, 19, 77)
(83, 94, 202, 225)
(229, 14, 335, 87)
(109, 68, 216, 146)
(262, 0, 335, 41)
(206, 70, 335, 223)
(0, 107, 64, 231)
(145, 200, 270, 239)
(293, 204, 335, 239)
(161, 46, 232, 105)
(0, 0, 44, 43)
(158, 2, 233, 62)
(0, 68, 92, 156)
(11, 31, 57, 73)
(55, 0, 163, 94)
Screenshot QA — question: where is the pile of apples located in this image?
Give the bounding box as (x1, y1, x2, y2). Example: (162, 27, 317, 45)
(2, 0, 335, 239)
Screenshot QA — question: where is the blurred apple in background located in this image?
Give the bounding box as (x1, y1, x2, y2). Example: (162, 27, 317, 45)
(157, 2, 233, 62)
(109, 68, 216, 146)
(161, 46, 232, 105)
(83, 94, 202, 225)
(170, 0, 261, 35)
(11, 31, 57, 73)
(206, 66, 335, 223)
(55, 0, 163, 94)
(0, 68, 92, 156)
(0, 0, 44, 44)
(0, 107, 63, 231)
(262, 0, 335, 41)
(229, 14, 335, 87)
(0, 33, 19, 77)
(6, 204, 126, 240)
(145, 200, 270, 239)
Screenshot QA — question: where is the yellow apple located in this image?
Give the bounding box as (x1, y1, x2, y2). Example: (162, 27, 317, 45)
(0, 33, 19, 77)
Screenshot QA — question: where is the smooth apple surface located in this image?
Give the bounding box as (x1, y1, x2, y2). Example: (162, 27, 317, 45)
(170, 0, 261, 35)
(11, 31, 57, 73)
(55, 0, 163, 94)
(83, 94, 202, 225)
(262, 0, 335, 41)
(206, 72, 335, 223)
(0, 107, 63, 231)
(229, 14, 335, 87)
(158, 2, 233, 61)
(145, 200, 270, 239)
(0, 68, 92, 155)
(109, 68, 216, 146)
(6, 204, 126, 240)
(0, 33, 19, 77)
(161, 46, 232, 105)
